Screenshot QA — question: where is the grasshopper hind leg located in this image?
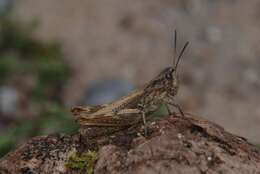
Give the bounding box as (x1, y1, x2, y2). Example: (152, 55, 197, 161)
(141, 111, 148, 136)
(137, 104, 149, 136)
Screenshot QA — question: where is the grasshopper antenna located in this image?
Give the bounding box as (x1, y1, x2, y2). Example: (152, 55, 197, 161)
(173, 30, 177, 68)
(175, 41, 189, 71)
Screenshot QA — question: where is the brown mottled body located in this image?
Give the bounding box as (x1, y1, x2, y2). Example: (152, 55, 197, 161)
(72, 31, 189, 129)
(72, 68, 179, 127)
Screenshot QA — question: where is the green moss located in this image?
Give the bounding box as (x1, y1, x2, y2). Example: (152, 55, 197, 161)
(66, 151, 98, 174)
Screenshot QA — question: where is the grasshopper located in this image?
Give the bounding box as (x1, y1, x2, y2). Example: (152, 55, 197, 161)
(71, 31, 189, 133)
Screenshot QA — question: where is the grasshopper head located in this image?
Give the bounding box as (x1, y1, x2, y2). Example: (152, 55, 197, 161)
(161, 66, 179, 97)
(146, 30, 189, 98)
(145, 66, 179, 98)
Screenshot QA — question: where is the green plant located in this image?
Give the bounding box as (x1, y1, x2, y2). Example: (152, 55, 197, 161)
(66, 151, 98, 174)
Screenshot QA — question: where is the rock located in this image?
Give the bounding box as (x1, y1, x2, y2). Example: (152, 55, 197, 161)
(0, 134, 78, 174)
(0, 113, 259, 174)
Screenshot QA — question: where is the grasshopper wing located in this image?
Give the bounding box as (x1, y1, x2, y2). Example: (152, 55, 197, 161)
(77, 114, 140, 127)
(72, 107, 141, 127)
(71, 105, 108, 118)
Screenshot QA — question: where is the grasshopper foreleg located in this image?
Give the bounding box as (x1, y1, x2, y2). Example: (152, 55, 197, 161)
(164, 99, 185, 117)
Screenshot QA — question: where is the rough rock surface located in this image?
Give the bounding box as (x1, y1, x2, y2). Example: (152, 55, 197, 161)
(0, 135, 78, 174)
(0, 113, 259, 174)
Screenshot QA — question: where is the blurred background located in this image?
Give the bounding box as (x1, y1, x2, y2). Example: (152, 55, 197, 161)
(0, 0, 260, 157)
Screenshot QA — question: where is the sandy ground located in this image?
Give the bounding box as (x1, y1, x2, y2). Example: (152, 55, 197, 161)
(12, 0, 260, 143)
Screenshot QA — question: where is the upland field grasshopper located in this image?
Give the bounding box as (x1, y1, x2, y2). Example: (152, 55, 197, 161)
(72, 31, 189, 133)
